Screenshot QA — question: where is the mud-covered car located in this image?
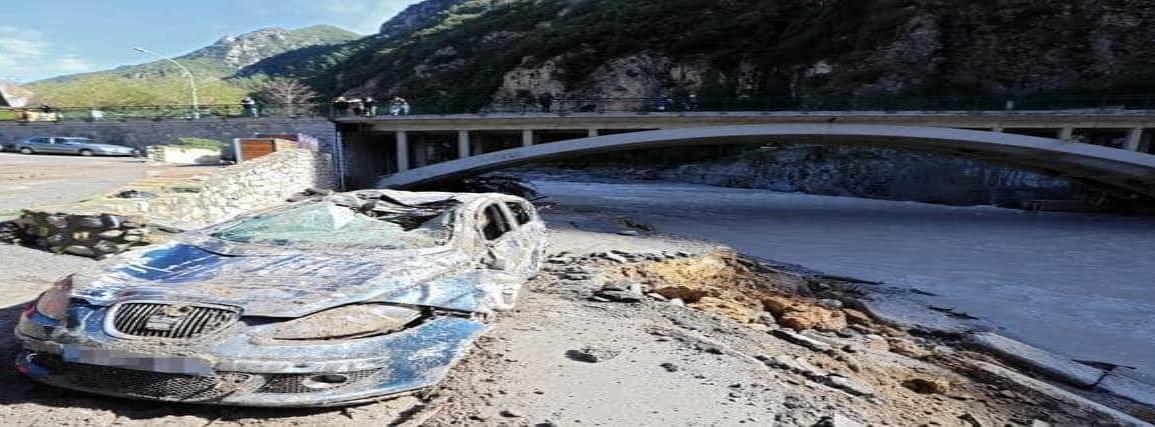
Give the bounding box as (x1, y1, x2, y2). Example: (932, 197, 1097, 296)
(15, 190, 546, 407)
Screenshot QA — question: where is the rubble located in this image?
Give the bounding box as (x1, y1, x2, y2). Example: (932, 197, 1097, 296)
(565, 346, 622, 363)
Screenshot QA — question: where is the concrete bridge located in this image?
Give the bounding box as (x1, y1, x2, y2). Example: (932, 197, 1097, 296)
(335, 110, 1155, 197)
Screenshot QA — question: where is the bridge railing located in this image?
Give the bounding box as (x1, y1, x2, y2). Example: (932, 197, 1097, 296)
(4, 95, 1155, 122)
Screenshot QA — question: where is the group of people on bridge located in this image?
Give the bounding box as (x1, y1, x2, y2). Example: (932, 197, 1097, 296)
(332, 96, 410, 117)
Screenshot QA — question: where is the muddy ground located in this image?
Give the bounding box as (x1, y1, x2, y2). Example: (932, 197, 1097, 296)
(0, 156, 1150, 426)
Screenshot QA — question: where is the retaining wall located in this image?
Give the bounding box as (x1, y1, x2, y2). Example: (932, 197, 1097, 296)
(0, 117, 337, 152)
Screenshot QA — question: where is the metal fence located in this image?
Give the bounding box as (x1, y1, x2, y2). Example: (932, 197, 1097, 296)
(4, 95, 1155, 123)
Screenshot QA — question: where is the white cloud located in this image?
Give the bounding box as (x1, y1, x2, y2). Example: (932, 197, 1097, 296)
(306, 0, 421, 34)
(0, 26, 97, 82)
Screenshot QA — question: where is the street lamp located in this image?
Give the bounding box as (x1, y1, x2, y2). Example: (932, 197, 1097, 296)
(133, 47, 200, 119)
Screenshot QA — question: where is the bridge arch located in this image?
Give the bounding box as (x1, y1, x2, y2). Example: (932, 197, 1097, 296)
(375, 124, 1155, 197)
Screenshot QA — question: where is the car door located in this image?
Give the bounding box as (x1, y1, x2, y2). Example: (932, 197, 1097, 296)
(50, 138, 77, 154)
(478, 201, 542, 278)
(503, 201, 546, 274)
(23, 137, 52, 153)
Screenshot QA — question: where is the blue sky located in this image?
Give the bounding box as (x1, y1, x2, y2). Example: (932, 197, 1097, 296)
(0, 0, 422, 83)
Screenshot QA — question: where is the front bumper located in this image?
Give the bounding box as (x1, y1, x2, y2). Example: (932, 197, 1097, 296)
(15, 306, 488, 407)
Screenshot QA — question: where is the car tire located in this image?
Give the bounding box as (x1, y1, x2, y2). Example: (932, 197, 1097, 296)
(19, 147, 34, 155)
(79, 149, 94, 157)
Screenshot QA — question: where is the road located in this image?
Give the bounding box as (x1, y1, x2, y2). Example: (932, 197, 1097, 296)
(532, 178, 1155, 378)
(0, 152, 148, 215)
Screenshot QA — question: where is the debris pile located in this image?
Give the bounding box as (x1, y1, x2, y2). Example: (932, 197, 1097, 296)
(11, 211, 150, 258)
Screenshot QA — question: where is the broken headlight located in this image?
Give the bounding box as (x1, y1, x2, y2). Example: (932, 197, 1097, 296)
(34, 276, 74, 321)
(272, 304, 422, 340)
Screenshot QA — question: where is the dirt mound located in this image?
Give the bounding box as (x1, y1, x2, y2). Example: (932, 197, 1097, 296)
(621, 251, 847, 331)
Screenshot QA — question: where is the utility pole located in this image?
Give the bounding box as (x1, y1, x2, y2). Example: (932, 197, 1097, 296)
(133, 47, 200, 119)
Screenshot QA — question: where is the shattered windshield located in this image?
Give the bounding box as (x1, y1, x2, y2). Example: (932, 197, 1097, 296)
(210, 201, 453, 249)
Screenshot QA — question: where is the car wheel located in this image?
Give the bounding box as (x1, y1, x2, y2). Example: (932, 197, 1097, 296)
(79, 149, 94, 157)
(19, 147, 34, 155)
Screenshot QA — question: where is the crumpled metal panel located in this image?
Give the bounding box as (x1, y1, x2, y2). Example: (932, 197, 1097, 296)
(70, 243, 478, 317)
(67, 189, 545, 318)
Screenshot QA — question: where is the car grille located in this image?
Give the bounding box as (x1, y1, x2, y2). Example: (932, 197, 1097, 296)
(35, 354, 250, 401)
(110, 302, 237, 339)
(257, 369, 380, 394)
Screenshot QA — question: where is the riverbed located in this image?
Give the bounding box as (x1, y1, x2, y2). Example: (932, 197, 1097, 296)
(531, 178, 1155, 378)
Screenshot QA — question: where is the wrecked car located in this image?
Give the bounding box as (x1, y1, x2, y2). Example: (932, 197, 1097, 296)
(14, 190, 546, 407)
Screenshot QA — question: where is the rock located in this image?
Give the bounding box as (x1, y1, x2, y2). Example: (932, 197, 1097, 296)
(646, 292, 669, 301)
(617, 230, 640, 236)
(499, 409, 524, 418)
(842, 308, 873, 325)
(690, 296, 760, 324)
(100, 214, 122, 228)
(668, 298, 685, 306)
(70, 215, 105, 228)
(760, 355, 824, 378)
(823, 375, 876, 397)
(71, 231, 93, 242)
(660, 362, 680, 372)
(842, 344, 865, 354)
(902, 377, 951, 394)
(696, 344, 725, 355)
(592, 290, 643, 303)
(547, 257, 571, 264)
(813, 414, 866, 427)
(123, 234, 144, 242)
(763, 295, 847, 331)
(92, 240, 121, 254)
(817, 299, 844, 309)
(958, 413, 984, 427)
(887, 338, 931, 359)
(602, 252, 628, 263)
(63, 245, 95, 257)
(1030, 420, 1052, 427)
(565, 346, 621, 363)
(771, 329, 832, 352)
(97, 229, 125, 239)
(564, 273, 591, 281)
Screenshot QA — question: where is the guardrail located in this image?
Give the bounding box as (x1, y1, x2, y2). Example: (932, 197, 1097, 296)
(4, 95, 1155, 123)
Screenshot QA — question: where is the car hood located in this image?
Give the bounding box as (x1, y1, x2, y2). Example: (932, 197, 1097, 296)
(69, 241, 494, 317)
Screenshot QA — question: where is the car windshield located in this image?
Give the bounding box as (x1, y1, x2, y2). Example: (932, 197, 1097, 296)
(210, 201, 454, 250)
(60, 138, 94, 144)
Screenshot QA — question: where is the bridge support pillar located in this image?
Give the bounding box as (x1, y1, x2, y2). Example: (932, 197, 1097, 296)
(395, 131, 410, 172)
(458, 130, 471, 159)
(1058, 127, 1075, 141)
(991, 126, 1004, 133)
(521, 129, 534, 147)
(588, 129, 600, 137)
(1126, 128, 1144, 152)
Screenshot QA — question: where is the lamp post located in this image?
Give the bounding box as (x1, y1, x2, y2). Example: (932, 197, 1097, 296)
(133, 47, 200, 119)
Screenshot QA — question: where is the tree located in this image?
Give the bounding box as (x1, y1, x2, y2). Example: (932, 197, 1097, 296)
(254, 78, 320, 105)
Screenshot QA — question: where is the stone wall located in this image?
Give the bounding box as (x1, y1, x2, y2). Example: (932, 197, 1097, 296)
(0, 117, 336, 152)
(143, 148, 335, 229)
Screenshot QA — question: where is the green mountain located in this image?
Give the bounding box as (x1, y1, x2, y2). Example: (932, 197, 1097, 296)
(244, 0, 1155, 113)
(28, 25, 359, 106)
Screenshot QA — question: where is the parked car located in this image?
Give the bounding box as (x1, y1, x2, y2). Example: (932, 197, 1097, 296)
(15, 190, 546, 407)
(7, 137, 138, 156)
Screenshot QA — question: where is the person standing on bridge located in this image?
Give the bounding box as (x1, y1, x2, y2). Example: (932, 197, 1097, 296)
(241, 96, 259, 118)
(538, 92, 554, 113)
(364, 96, 378, 116)
(390, 96, 410, 116)
(332, 96, 350, 117)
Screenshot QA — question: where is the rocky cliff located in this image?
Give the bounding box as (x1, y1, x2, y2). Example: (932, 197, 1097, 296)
(299, 0, 1155, 103)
